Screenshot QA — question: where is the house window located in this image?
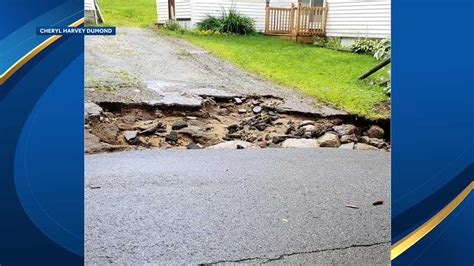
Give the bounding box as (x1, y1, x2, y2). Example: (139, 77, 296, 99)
(300, 0, 323, 7)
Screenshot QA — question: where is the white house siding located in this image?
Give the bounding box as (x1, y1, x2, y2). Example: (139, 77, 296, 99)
(176, 0, 192, 19)
(85, 0, 97, 23)
(157, 0, 292, 31)
(325, 0, 390, 38)
(156, 0, 390, 38)
(192, 0, 266, 31)
(85, 0, 95, 11)
(158, 0, 192, 23)
(157, 0, 169, 23)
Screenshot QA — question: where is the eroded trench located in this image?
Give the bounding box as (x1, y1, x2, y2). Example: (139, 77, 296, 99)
(85, 95, 390, 154)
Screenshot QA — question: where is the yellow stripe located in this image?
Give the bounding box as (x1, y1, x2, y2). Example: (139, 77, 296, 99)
(391, 181, 474, 260)
(0, 17, 84, 85)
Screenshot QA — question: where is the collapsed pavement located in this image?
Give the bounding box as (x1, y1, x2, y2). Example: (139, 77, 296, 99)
(84, 88, 390, 154)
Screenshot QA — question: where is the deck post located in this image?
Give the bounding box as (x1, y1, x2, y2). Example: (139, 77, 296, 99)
(289, 3, 295, 36)
(265, 1, 270, 33)
(321, 0, 328, 35)
(295, 2, 302, 38)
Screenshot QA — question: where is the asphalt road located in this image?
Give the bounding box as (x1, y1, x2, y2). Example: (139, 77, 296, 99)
(85, 148, 390, 265)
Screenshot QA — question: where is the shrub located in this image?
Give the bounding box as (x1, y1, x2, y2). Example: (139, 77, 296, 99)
(163, 20, 181, 31)
(196, 16, 223, 32)
(220, 9, 256, 35)
(196, 9, 256, 35)
(313, 37, 350, 51)
(374, 38, 391, 60)
(350, 38, 378, 55)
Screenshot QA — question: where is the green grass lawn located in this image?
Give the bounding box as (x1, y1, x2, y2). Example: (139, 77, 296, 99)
(99, 0, 157, 27)
(163, 31, 390, 118)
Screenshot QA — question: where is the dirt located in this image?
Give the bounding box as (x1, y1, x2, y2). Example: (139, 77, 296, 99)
(85, 96, 390, 153)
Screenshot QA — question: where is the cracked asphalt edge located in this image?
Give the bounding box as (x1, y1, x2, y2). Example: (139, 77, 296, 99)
(198, 241, 391, 265)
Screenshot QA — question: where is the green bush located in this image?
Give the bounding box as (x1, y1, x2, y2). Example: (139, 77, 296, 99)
(196, 9, 256, 35)
(196, 16, 223, 32)
(163, 20, 181, 31)
(350, 38, 378, 55)
(374, 38, 391, 60)
(220, 9, 256, 34)
(313, 37, 351, 52)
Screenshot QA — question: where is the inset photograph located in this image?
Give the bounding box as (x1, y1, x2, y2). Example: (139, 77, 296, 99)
(84, 0, 391, 264)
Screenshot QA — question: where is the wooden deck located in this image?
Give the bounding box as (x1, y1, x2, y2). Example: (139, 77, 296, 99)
(265, 3, 327, 42)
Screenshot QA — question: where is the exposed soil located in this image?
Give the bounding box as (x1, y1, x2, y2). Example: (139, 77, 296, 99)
(85, 95, 390, 154)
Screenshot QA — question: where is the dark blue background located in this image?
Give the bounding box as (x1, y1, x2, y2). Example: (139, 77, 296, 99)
(392, 0, 473, 264)
(0, 0, 84, 265)
(0, 0, 473, 264)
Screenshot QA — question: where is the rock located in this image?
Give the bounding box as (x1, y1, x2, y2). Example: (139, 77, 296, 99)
(298, 120, 314, 128)
(256, 141, 268, 148)
(255, 123, 267, 131)
(354, 143, 380, 151)
(171, 120, 188, 130)
(293, 127, 306, 137)
(84, 131, 103, 153)
(207, 140, 258, 149)
(340, 134, 358, 143)
(84, 102, 103, 120)
(227, 124, 240, 133)
(310, 123, 328, 138)
(368, 138, 386, 148)
(165, 131, 178, 142)
(271, 135, 288, 144)
(116, 116, 137, 130)
(178, 127, 220, 145)
(238, 109, 247, 114)
(252, 106, 262, 114)
(268, 111, 277, 116)
(281, 139, 319, 148)
(91, 123, 119, 144)
(140, 122, 166, 135)
(359, 136, 386, 148)
(84, 131, 128, 154)
(366, 125, 384, 138)
(333, 124, 357, 136)
(226, 133, 241, 139)
(317, 133, 341, 148)
(135, 120, 156, 130)
(186, 143, 202, 149)
(301, 124, 316, 132)
(234, 98, 243, 104)
(246, 136, 257, 143)
(124, 131, 138, 142)
(339, 142, 355, 149)
(285, 125, 295, 134)
(160, 142, 173, 149)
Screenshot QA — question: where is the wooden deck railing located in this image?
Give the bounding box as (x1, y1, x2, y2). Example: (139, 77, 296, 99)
(265, 3, 327, 37)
